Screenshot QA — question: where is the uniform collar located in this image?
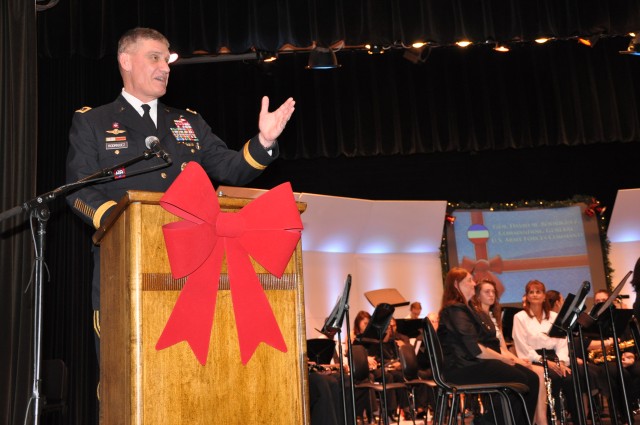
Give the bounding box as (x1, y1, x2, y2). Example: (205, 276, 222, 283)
(121, 89, 159, 117)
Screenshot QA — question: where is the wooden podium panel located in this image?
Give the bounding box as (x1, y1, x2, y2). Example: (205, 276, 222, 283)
(94, 191, 309, 425)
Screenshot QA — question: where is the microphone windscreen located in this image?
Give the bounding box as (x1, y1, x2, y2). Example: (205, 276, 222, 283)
(145, 136, 160, 149)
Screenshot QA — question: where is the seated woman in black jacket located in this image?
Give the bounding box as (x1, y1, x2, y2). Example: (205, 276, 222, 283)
(437, 267, 539, 423)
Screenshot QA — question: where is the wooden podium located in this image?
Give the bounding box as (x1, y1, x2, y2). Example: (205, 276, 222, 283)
(93, 190, 310, 425)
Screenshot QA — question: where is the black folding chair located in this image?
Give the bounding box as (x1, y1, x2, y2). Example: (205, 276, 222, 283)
(350, 344, 407, 424)
(397, 343, 437, 424)
(422, 318, 532, 425)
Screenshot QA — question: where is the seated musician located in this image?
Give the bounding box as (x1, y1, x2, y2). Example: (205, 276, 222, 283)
(438, 268, 539, 424)
(472, 279, 548, 425)
(308, 372, 341, 425)
(512, 279, 578, 423)
(405, 301, 422, 319)
(308, 326, 343, 425)
(348, 310, 399, 422)
(546, 290, 564, 314)
(359, 316, 406, 421)
(387, 318, 421, 420)
(621, 350, 640, 415)
(632, 257, 640, 321)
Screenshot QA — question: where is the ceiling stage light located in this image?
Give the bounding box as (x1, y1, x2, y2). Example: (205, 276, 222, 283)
(306, 47, 340, 70)
(620, 33, 640, 56)
(365, 44, 384, 54)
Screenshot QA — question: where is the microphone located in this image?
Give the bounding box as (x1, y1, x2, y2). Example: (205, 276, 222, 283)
(144, 136, 172, 163)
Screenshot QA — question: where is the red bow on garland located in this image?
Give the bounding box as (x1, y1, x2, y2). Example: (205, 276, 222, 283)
(584, 198, 606, 217)
(156, 162, 303, 365)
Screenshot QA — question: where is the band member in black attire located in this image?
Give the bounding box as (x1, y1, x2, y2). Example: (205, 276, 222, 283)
(437, 267, 539, 423)
(308, 372, 341, 425)
(632, 257, 640, 321)
(348, 311, 399, 422)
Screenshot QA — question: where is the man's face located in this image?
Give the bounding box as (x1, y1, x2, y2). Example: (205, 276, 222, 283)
(410, 306, 421, 318)
(119, 38, 170, 102)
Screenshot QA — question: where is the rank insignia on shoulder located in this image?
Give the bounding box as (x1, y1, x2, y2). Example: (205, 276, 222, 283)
(76, 106, 92, 113)
(186, 108, 198, 115)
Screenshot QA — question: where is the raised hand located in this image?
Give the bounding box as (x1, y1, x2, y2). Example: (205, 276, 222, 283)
(258, 96, 296, 148)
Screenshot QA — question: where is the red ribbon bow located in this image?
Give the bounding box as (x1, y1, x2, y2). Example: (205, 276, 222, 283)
(460, 256, 506, 296)
(155, 162, 303, 365)
(585, 198, 605, 217)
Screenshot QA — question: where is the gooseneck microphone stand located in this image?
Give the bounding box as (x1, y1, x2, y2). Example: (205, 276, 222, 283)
(0, 148, 170, 425)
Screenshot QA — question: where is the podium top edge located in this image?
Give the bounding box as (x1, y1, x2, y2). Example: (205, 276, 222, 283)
(92, 189, 307, 245)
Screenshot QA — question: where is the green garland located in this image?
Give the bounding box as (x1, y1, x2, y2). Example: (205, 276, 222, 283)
(440, 194, 613, 290)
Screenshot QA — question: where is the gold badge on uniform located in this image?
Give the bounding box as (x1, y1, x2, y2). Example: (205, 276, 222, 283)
(106, 122, 127, 135)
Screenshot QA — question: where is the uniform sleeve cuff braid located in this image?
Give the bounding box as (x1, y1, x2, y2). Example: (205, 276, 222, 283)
(93, 201, 118, 229)
(243, 141, 268, 170)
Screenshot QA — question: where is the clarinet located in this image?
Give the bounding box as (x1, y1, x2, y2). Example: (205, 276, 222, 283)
(541, 349, 558, 425)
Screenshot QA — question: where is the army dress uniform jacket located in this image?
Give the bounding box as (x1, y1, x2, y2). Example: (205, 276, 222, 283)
(66, 94, 279, 309)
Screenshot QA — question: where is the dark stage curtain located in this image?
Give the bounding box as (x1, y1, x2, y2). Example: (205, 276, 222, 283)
(35, 0, 640, 159)
(0, 1, 38, 425)
(36, 38, 640, 160)
(37, 0, 640, 57)
(164, 39, 640, 158)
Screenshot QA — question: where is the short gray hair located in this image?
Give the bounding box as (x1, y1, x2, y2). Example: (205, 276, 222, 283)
(117, 27, 169, 54)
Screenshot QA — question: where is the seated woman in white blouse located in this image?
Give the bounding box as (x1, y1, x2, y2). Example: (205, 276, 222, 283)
(512, 279, 577, 423)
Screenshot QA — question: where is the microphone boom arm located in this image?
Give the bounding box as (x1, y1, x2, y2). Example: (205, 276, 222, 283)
(0, 145, 168, 223)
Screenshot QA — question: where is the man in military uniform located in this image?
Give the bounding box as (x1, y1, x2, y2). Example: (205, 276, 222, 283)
(65, 27, 295, 341)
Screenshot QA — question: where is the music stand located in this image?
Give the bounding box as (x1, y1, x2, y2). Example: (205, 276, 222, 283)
(319, 275, 352, 339)
(546, 281, 591, 425)
(500, 306, 522, 345)
(601, 309, 636, 425)
(355, 303, 396, 425)
(318, 274, 354, 425)
(307, 339, 336, 365)
(549, 281, 591, 338)
(394, 319, 422, 339)
(364, 288, 410, 308)
(578, 271, 634, 425)
(357, 303, 395, 343)
(585, 270, 632, 327)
